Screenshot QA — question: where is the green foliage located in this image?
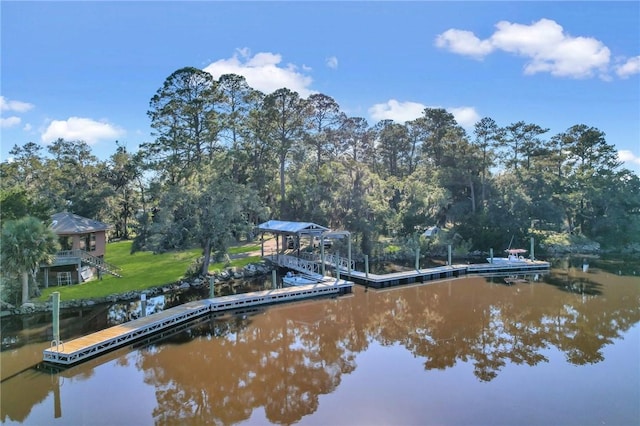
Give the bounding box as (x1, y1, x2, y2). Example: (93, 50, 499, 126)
(1, 215, 60, 303)
(1, 67, 637, 263)
(535, 230, 600, 253)
(0, 188, 50, 222)
(0, 271, 21, 306)
(185, 257, 205, 278)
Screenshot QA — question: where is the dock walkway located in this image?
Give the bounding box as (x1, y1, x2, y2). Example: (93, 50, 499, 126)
(268, 254, 550, 288)
(339, 261, 550, 288)
(43, 278, 353, 366)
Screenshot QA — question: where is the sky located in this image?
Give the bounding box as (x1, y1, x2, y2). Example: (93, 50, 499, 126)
(2, 1, 639, 174)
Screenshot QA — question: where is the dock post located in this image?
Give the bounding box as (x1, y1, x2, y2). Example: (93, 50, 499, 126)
(272, 270, 277, 289)
(448, 245, 452, 266)
(209, 276, 215, 298)
(365, 255, 369, 279)
(336, 251, 340, 281)
(348, 236, 352, 276)
(530, 237, 535, 260)
(141, 293, 147, 317)
(260, 234, 264, 257)
(415, 248, 420, 270)
(53, 373, 62, 418)
(490, 248, 494, 264)
(321, 243, 326, 276)
(52, 291, 60, 347)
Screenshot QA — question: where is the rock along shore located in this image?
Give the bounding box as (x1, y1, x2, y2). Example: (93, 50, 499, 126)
(5, 261, 275, 317)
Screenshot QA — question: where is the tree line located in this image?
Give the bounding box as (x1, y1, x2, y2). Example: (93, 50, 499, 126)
(2, 67, 639, 275)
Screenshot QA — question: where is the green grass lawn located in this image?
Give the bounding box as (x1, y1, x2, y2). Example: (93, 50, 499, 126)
(228, 244, 261, 255)
(38, 241, 263, 302)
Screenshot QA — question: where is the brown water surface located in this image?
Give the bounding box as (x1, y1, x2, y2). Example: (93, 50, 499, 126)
(1, 267, 639, 425)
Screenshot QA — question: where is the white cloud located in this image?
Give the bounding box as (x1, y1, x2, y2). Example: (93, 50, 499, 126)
(369, 99, 426, 123)
(615, 56, 640, 78)
(41, 117, 124, 145)
(368, 99, 479, 129)
(0, 96, 34, 113)
(23, 123, 32, 132)
(448, 106, 480, 128)
(204, 49, 315, 97)
(618, 150, 640, 166)
(326, 56, 339, 69)
(1, 116, 21, 128)
(435, 29, 494, 60)
(436, 18, 612, 79)
(1, 97, 33, 130)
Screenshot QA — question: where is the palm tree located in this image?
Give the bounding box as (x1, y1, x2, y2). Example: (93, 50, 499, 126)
(1, 216, 60, 304)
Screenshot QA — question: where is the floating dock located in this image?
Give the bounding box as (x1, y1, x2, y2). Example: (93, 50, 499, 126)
(339, 261, 550, 288)
(267, 254, 550, 289)
(43, 279, 352, 366)
(342, 265, 466, 287)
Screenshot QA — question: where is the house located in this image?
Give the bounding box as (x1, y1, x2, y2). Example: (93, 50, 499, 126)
(51, 212, 111, 257)
(42, 212, 121, 287)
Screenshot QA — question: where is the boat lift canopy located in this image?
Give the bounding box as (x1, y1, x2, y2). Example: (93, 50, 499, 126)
(257, 220, 354, 277)
(257, 220, 330, 237)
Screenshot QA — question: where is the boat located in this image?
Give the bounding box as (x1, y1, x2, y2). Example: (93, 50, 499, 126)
(282, 272, 323, 286)
(487, 248, 530, 264)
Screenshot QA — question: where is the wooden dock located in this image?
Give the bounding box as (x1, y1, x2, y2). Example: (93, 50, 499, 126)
(43, 279, 353, 366)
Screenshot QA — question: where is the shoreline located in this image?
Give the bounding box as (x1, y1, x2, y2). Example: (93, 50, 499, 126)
(4, 247, 638, 318)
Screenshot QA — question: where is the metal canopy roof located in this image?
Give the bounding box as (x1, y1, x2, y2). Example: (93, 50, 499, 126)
(257, 220, 330, 235)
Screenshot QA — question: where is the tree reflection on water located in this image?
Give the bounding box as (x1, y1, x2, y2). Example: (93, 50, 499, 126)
(127, 273, 639, 425)
(1, 269, 638, 425)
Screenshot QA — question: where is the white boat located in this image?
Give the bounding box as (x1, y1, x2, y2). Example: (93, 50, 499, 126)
(282, 272, 322, 286)
(487, 248, 530, 264)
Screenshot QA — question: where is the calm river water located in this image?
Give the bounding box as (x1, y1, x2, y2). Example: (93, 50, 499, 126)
(1, 261, 639, 425)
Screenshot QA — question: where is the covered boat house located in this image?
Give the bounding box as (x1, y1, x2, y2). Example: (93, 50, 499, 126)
(256, 220, 353, 277)
(256, 220, 330, 255)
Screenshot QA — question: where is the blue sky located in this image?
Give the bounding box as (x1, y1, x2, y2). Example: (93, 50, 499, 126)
(2, 1, 639, 173)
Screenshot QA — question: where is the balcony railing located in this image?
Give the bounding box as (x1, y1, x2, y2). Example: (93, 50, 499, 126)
(49, 250, 122, 277)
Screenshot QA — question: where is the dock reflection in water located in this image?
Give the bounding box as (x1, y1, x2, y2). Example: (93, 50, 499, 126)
(1, 267, 639, 425)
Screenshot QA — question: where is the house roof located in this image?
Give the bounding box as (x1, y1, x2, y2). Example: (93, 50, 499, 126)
(51, 212, 112, 234)
(257, 220, 330, 235)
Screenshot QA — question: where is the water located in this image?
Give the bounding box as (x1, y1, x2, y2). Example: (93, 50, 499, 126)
(1, 264, 639, 425)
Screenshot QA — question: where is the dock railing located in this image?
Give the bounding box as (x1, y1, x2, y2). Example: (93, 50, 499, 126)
(276, 254, 321, 275)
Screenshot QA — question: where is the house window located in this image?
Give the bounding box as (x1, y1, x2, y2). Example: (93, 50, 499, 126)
(60, 236, 72, 251)
(81, 234, 96, 252)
